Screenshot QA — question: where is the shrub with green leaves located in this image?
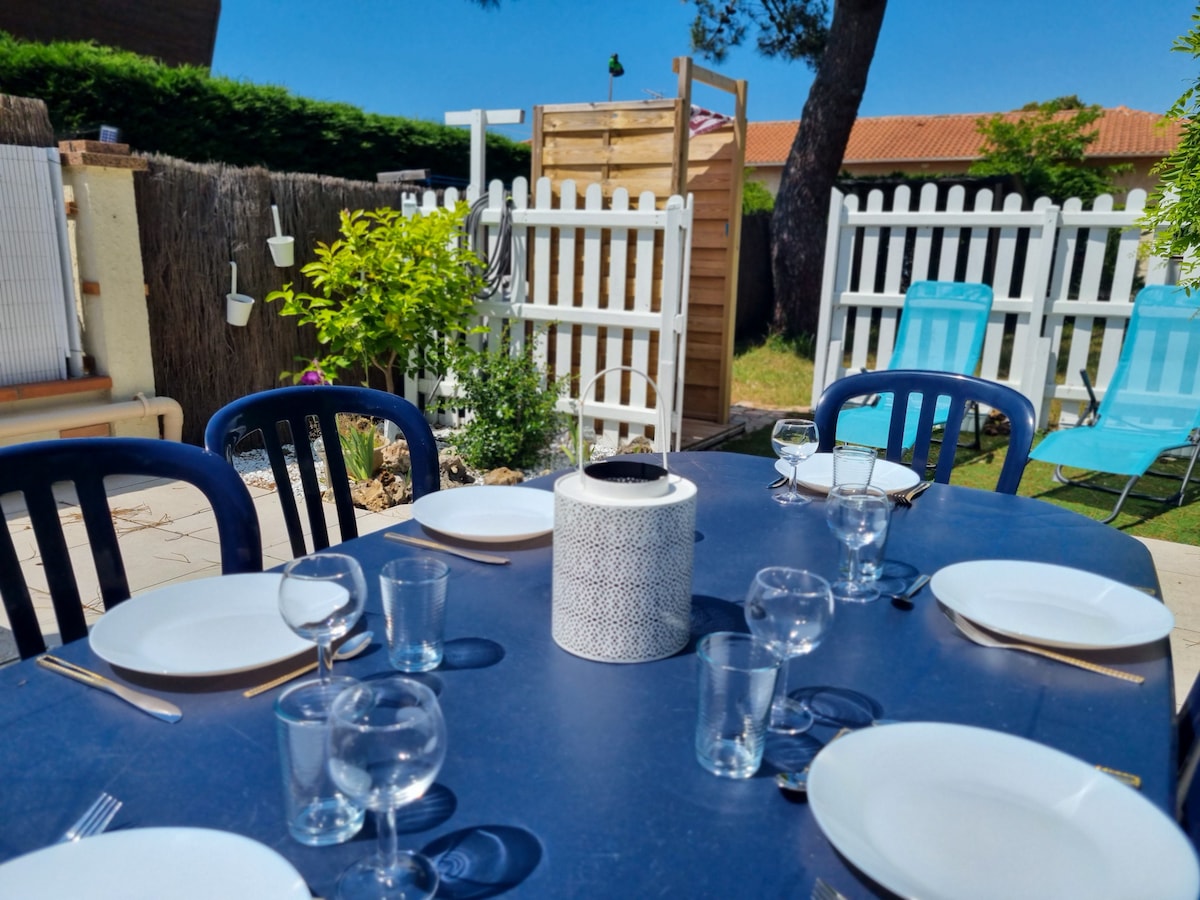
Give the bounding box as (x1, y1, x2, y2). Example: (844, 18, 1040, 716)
(0, 32, 530, 182)
(1144, 11, 1200, 290)
(267, 205, 486, 394)
(447, 337, 568, 471)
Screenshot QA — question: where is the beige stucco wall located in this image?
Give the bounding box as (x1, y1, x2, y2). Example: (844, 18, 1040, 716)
(61, 163, 159, 439)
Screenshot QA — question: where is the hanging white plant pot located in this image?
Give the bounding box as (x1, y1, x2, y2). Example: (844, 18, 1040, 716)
(226, 292, 255, 326)
(268, 235, 295, 267)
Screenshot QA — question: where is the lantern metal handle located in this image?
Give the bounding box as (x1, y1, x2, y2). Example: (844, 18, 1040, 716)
(575, 366, 670, 479)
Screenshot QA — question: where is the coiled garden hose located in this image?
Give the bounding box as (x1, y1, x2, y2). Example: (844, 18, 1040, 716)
(464, 194, 513, 299)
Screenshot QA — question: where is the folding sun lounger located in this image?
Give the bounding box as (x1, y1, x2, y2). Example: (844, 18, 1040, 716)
(1030, 284, 1200, 523)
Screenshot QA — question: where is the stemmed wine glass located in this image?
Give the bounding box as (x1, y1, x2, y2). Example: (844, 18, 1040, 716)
(328, 677, 447, 900)
(825, 484, 891, 603)
(278, 553, 366, 684)
(771, 418, 820, 506)
(743, 567, 835, 734)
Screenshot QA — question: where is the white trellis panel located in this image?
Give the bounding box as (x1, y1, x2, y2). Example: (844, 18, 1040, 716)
(405, 176, 694, 450)
(813, 185, 1171, 430)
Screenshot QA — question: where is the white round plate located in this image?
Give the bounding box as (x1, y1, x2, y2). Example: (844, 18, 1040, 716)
(774, 453, 921, 496)
(807, 722, 1199, 900)
(412, 486, 554, 542)
(931, 560, 1174, 649)
(89, 573, 311, 676)
(0, 827, 311, 899)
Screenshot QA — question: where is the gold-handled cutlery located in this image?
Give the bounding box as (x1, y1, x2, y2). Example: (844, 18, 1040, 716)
(944, 610, 1145, 684)
(894, 480, 932, 508)
(243, 630, 374, 698)
(38, 655, 182, 722)
(384, 531, 511, 565)
(1096, 765, 1142, 789)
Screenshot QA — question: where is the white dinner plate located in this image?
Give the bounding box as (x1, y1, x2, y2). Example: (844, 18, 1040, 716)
(774, 453, 921, 496)
(89, 573, 312, 676)
(0, 827, 311, 899)
(807, 722, 1199, 900)
(931, 559, 1174, 650)
(412, 486, 554, 542)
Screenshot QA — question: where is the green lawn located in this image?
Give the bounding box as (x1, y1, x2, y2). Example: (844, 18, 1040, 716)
(723, 340, 1200, 545)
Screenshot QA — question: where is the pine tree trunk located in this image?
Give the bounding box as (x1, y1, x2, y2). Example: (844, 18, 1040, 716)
(771, 0, 887, 337)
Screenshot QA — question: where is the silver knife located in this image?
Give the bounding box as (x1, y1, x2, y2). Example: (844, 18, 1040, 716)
(38, 655, 183, 723)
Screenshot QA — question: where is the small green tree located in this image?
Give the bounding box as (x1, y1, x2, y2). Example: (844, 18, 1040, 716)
(267, 205, 486, 394)
(1143, 9, 1200, 290)
(446, 333, 568, 471)
(970, 98, 1128, 204)
(742, 169, 775, 213)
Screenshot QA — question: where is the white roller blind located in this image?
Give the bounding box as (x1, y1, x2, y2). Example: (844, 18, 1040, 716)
(0, 144, 70, 385)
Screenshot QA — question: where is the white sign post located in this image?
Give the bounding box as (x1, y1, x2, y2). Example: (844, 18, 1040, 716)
(444, 108, 525, 196)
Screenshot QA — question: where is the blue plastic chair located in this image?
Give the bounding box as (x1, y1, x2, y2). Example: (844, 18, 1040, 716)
(814, 370, 1036, 494)
(1178, 671, 1200, 848)
(205, 385, 439, 557)
(835, 281, 994, 449)
(0, 438, 262, 660)
(1030, 285, 1200, 523)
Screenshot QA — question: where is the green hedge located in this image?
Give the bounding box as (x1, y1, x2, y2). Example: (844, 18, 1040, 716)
(0, 32, 530, 183)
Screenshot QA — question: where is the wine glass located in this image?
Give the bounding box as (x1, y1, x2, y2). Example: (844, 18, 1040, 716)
(771, 418, 820, 506)
(328, 677, 447, 900)
(825, 485, 891, 603)
(279, 553, 366, 684)
(743, 567, 835, 734)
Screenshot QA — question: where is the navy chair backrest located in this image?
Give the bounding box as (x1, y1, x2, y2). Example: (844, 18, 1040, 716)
(1179, 672, 1200, 847)
(814, 370, 1036, 494)
(0, 437, 262, 660)
(204, 385, 439, 557)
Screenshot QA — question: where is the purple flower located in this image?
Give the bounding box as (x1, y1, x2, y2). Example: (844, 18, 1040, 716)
(300, 362, 328, 385)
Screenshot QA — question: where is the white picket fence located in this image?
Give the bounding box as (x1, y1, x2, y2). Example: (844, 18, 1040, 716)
(400, 176, 694, 450)
(813, 183, 1179, 429)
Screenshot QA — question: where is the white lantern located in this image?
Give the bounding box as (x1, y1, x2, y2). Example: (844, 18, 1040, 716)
(551, 368, 697, 663)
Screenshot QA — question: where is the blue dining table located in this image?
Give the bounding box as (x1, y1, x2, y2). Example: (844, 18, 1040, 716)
(0, 451, 1178, 898)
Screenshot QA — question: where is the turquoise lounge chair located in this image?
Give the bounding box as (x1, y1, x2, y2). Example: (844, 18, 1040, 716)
(1030, 284, 1200, 523)
(835, 281, 994, 449)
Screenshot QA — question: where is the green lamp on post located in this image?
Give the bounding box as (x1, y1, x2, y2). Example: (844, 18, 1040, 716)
(607, 53, 624, 101)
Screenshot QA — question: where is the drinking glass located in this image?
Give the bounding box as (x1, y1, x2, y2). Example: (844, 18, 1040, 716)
(771, 418, 820, 506)
(328, 677, 447, 900)
(279, 553, 366, 684)
(743, 567, 835, 734)
(825, 485, 891, 603)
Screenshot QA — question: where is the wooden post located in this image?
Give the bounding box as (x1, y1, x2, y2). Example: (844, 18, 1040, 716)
(444, 108, 525, 195)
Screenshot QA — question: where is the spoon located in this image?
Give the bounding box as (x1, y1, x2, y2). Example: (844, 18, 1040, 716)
(889, 573, 931, 610)
(243, 630, 374, 698)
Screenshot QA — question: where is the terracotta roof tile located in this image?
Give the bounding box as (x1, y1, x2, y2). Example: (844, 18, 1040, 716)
(745, 107, 1183, 166)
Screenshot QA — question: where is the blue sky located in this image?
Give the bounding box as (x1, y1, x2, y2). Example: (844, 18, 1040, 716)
(213, 0, 1197, 142)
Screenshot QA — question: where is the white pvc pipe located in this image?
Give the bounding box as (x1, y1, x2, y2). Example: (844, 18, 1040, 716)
(0, 393, 184, 442)
(47, 148, 86, 378)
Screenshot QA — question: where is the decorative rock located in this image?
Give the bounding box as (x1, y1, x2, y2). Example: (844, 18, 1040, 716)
(617, 435, 656, 455)
(381, 439, 411, 472)
(484, 467, 524, 485)
(440, 455, 475, 488)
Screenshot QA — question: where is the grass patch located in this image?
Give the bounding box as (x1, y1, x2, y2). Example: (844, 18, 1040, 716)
(721, 338, 1200, 544)
(732, 333, 817, 410)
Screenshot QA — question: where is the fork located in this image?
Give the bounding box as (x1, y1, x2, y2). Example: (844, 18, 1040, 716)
(945, 609, 1145, 684)
(894, 480, 931, 507)
(811, 877, 850, 900)
(58, 792, 122, 843)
